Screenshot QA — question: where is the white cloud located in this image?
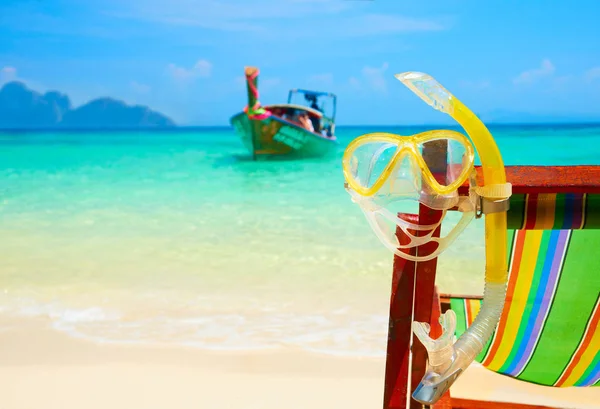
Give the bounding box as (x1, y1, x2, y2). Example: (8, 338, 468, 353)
(193, 60, 212, 77)
(106, 0, 447, 39)
(553, 75, 574, 86)
(167, 59, 212, 82)
(347, 63, 391, 92)
(130, 81, 151, 94)
(361, 62, 389, 93)
(2, 0, 450, 43)
(340, 14, 447, 37)
(107, 0, 349, 32)
(0, 66, 17, 84)
(513, 59, 555, 85)
(585, 67, 600, 82)
(348, 77, 361, 90)
(307, 73, 333, 87)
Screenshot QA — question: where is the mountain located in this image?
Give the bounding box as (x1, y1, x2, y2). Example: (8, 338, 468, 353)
(0, 82, 71, 128)
(61, 98, 174, 128)
(0, 81, 175, 129)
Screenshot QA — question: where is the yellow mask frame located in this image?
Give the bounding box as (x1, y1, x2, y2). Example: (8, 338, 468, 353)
(342, 129, 475, 198)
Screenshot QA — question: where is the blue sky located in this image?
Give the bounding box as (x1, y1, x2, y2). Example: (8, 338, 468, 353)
(1, 0, 600, 125)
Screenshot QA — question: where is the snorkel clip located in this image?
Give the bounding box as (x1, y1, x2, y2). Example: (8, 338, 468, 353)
(471, 182, 512, 219)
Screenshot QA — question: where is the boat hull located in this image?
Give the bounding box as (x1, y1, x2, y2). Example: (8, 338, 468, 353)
(230, 112, 337, 159)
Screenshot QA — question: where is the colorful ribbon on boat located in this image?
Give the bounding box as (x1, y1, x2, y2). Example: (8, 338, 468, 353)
(244, 69, 271, 120)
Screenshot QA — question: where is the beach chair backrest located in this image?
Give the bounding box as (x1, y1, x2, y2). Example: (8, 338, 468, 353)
(451, 192, 600, 387)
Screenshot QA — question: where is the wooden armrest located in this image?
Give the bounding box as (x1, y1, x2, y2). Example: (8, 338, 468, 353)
(458, 165, 600, 194)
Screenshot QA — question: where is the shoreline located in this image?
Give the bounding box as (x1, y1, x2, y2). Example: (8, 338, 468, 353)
(1, 315, 599, 409)
(3, 122, 600, 133)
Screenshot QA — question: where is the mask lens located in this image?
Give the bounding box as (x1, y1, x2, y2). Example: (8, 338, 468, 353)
(385, 155, 422, 197)
(446, 137, 471, 184)
(347, 141, 399, 190)
(416, 135, 471, 187)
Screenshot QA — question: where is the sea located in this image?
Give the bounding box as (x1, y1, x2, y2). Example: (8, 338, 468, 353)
(1, 124, 599, 357)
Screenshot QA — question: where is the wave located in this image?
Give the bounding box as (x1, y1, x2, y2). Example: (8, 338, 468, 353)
(0, 297, 389, 358)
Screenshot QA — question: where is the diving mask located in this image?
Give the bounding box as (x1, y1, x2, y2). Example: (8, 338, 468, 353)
(343, 129, 477, 262)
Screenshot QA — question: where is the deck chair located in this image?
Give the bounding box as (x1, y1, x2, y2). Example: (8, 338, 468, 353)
(382, 166, 600, 409)
(446, 191, 600, 389)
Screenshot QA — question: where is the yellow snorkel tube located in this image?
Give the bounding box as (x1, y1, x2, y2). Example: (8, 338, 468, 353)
(395, 72, 512, 404)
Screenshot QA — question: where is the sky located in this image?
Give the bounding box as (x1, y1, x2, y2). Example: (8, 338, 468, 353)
(1, 0, 600, 126)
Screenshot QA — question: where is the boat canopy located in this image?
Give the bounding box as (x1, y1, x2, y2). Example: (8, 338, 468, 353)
(287, 89, 337, 123)
(264, 104, 324, 117)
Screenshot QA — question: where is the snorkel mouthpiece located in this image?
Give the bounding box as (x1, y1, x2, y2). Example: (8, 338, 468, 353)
(394, 72, 454, 115)
(342, 71, 512, 406)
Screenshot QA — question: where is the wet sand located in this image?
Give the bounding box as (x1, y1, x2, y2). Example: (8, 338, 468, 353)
(1, 316, 599, 409)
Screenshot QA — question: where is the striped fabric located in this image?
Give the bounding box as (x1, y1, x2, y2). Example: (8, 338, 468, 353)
(450, 229, 600, 387)
(507, 193, 600, 230)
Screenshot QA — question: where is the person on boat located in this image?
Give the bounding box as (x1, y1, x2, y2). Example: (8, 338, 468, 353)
(284, 108, 297, 122)
(297, 112, 314, 132)
(305, 94, 322, 112)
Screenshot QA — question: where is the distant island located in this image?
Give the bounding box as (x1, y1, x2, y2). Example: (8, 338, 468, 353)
(0, 81, 176, 129)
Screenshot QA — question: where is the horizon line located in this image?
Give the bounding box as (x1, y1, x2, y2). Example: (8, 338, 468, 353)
(2, 121, 600, 132)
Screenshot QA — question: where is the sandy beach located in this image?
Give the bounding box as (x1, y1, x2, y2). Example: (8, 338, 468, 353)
(0, 315, 598, 409)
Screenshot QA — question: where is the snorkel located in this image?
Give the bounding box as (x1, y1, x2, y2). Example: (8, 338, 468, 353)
(342, 72, 512, 405)
(397, 72, 512, 404)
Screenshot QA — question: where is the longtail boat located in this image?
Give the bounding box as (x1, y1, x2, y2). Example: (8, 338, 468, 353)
(230, 67, 338, 159)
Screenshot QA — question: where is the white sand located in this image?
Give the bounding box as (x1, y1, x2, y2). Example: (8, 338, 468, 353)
(0, 316, 598, 409)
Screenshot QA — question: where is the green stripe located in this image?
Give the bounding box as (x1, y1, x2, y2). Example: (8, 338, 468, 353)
(507, 228, 517, 262)
(506, 194, 600, 230)
(553, 194, 567, 230)
(507, 194, 526, 229)
(518, 230, 600, 385)
(584, 194, 600, 229)
(498, 230, 552, 374)
(451, 298, 467, 338)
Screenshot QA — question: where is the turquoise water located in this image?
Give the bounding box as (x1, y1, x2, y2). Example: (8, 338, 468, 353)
(1, 124, 599, 356)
